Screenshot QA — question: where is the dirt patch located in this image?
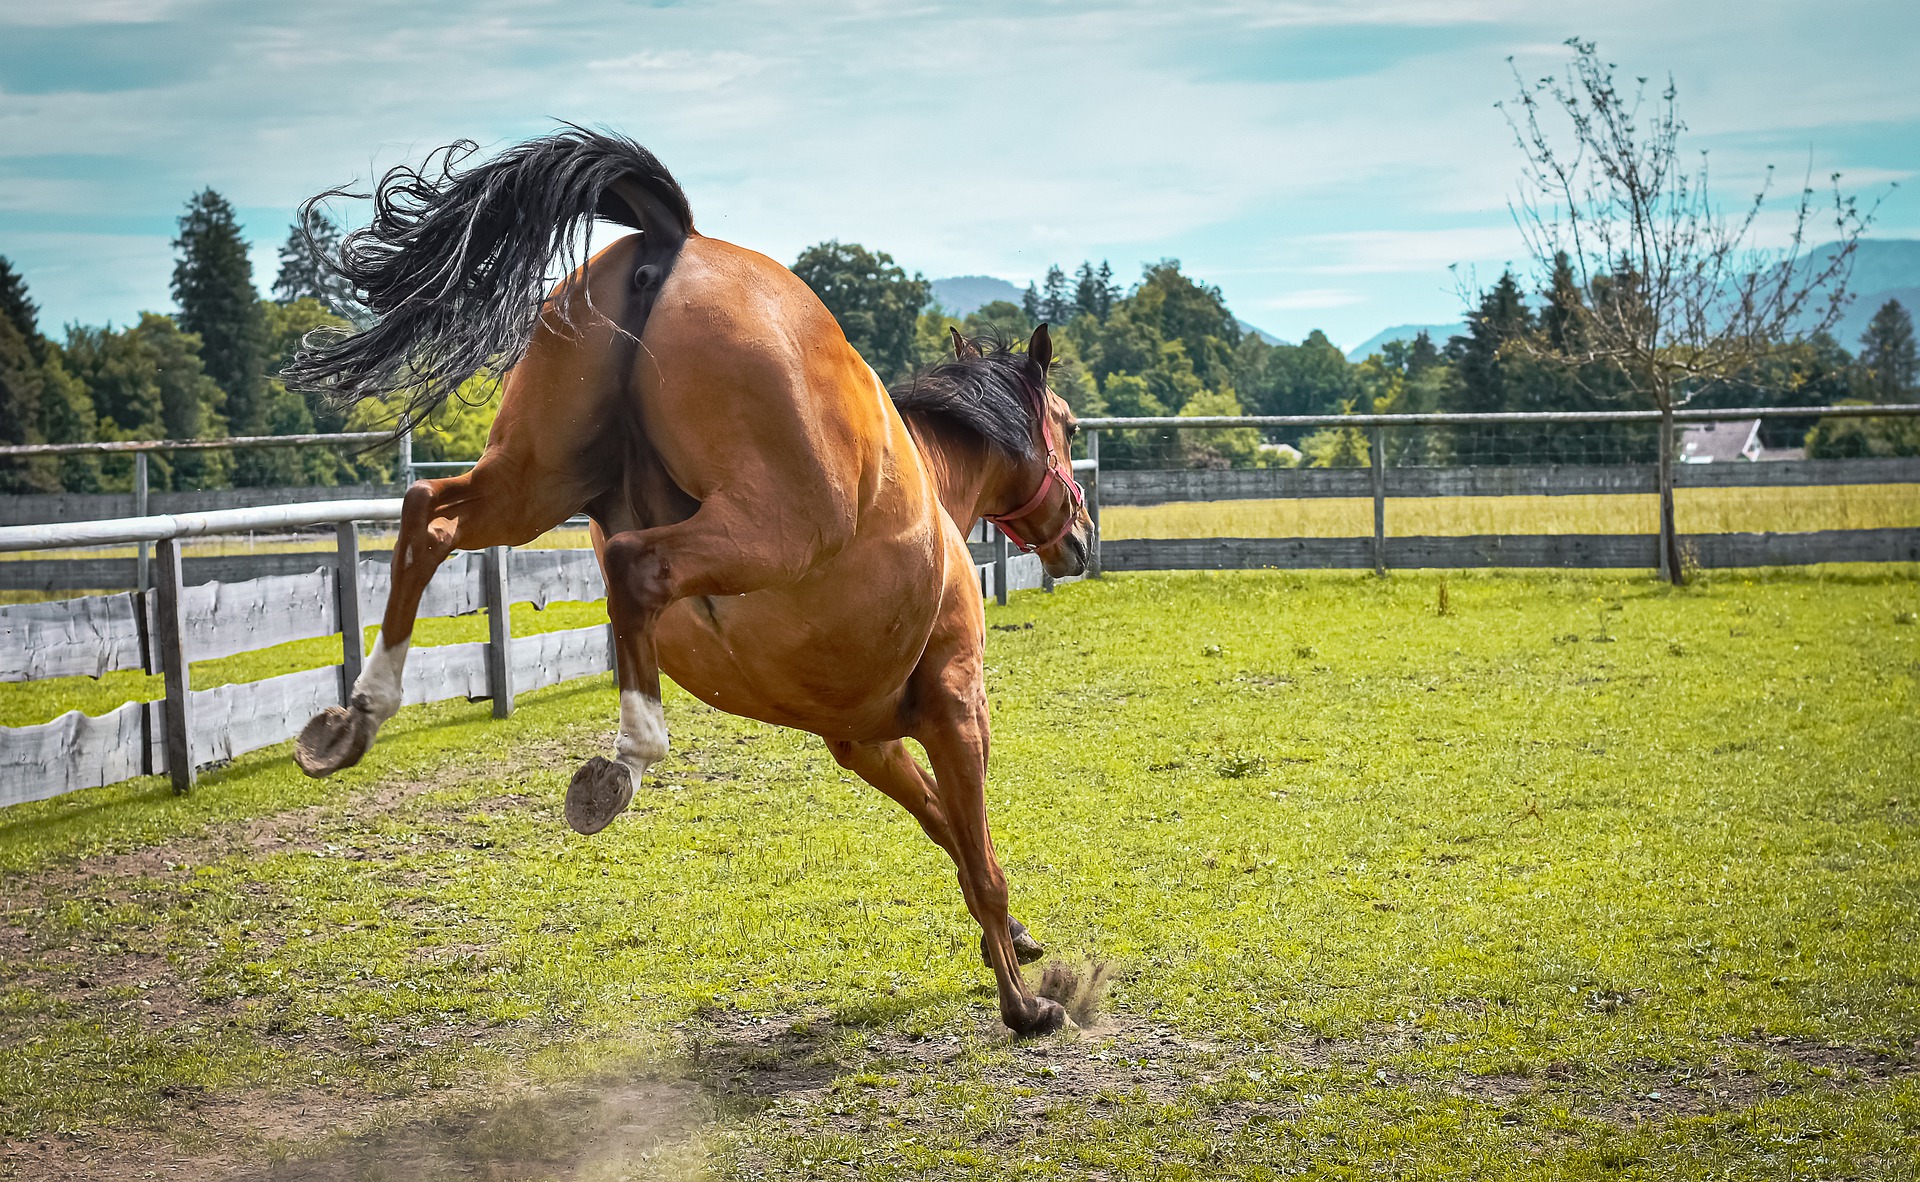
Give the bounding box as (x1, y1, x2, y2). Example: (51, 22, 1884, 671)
(2, 1072, 712, 1182)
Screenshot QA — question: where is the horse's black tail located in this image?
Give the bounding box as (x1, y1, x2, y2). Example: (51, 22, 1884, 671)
(281, 126, 692, 426)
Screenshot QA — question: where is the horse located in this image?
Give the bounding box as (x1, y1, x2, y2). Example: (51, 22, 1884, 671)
(283, 128, 1092, 1037)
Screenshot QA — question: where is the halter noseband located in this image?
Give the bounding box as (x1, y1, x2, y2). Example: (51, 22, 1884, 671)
(983, 377, 1085, 554)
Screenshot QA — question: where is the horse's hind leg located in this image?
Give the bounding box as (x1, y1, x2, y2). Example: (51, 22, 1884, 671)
(563, 498, 826, 834)
(827, 738, 1045, 965)
(295, 465, 570, 777)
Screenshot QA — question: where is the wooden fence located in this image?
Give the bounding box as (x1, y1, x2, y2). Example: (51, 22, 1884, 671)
(1080, 448, 1920, 575)
(0, 505, 1044, 807)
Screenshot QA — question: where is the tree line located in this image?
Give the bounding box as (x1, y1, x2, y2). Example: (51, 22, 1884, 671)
(0, 193, 504, 496)
(792, 241, 1920, 471)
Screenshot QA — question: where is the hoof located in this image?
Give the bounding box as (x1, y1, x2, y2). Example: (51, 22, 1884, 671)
(565, 756, 634, 835)
(293, 706, 373, 778)
(1006, 996, 1068, 1039)
(982, 917, 1047, 967)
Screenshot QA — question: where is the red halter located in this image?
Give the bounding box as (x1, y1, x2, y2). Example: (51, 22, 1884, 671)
(983, 380, 1085, 554)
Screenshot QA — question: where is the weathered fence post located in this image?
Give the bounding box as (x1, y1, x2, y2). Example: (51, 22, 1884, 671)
(397, 424, 415, 490)
(154, 537, 194, 793)
(1656, 407, 1678, 583)
(334, 521, 364, 703)
(994, 525, 1010, 607)
(1370, 425, 1388, 578)
(483, 545, 513, 718)
(134, 451, 151, 594)
(1086, 429, 1102, 578)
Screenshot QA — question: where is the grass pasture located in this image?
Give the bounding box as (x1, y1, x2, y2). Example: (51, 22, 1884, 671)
(1099, 483, 1920, 540)
(0, 569, 1916, 1179)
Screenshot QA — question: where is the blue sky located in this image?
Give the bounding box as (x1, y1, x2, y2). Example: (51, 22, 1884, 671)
(2, 0, 1916, 350)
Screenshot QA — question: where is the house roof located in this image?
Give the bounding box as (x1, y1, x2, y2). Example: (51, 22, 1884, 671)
(1679, 419, 1762, 463)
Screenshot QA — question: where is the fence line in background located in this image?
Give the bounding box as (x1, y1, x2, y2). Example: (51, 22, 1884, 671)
(1076, 405, 1920, 578)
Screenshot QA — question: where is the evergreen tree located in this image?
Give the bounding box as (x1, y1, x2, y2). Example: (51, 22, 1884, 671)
(1444, 271, 1535, 463)
(1859, 299, 1916, 403)
(790, 241, 931, 382)
(0, 255, 43, 362)
(1406, 330, 1440, 378)
(0, 259, 97, 491)
(1039, 265, 1073, 326)
(1021, 282, 1041, 325)
(272, 207, 360, 319)
(1072, 262, 1102, 320)
(173, 189, 269, 477)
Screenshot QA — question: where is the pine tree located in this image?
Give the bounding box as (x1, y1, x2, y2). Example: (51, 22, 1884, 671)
(1859, 299, 1916, 403)
(0, 255, 43, 363)
(173, 189, 269, 476)
(272, 207, 360, 319)
(1073, 262, 1101, 321)
(0, 258, 98, 491)
(1039, 265, 1072, 326)
(1021, 282, 1041, 325)
(1444, 271, 1535, 463)
(1406, 331, 1439, 377)
(1072, 261, 1119, 321)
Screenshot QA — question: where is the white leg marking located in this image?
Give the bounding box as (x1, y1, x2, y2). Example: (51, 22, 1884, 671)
(353, 637, 410, 724)
(616, 689, 669, 781)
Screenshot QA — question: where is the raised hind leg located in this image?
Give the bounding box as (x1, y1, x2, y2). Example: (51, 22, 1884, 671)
(826, 738, 1046, 966)
(295, 463, 580, 777)
(563, 496, 829, 833)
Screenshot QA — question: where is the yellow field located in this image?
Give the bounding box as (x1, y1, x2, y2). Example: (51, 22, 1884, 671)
(1099, 483, 1920, 538)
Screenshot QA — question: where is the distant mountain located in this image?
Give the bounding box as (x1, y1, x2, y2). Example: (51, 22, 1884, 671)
(929, 276, 1023, 317)
(1815, 239, 1920, 346)
(1237, 319, 1285, 345)
(1345, 322, 1462, 362)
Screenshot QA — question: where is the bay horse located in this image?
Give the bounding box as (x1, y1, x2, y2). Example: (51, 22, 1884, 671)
(284, 129, 1091, 1037)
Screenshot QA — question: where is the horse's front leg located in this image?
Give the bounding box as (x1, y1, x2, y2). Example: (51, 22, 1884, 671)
(826, 738, 1046, 966)
(564, 498, 821, 834)
(912, 669, 1066, 1038)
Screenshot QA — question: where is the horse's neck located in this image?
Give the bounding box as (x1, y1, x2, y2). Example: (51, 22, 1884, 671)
(905, 416, 1009, 534)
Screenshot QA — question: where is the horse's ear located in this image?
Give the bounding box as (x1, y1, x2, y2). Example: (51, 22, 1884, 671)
(950, 326, 980, 360)
(1028, 323, 1053, 372)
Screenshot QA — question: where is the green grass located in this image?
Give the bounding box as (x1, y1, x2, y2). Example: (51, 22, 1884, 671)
(1, 569, 1916, 1178)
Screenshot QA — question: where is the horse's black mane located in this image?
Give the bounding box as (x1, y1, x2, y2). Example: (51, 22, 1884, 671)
(890, 331, 1045, 460)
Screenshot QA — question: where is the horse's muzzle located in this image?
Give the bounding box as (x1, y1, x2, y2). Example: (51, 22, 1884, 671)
(1043, 526, 1090, 579)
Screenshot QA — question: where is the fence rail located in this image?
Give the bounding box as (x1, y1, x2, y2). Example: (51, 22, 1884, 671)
(0, 499, 1044, 807)
(1077, 405, 1920, 577)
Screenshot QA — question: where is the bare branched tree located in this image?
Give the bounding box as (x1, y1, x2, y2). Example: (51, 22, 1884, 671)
(1498, 39, 1876, 582)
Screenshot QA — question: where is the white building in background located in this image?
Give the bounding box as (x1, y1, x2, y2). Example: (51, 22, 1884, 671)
(1680, 418, 1772, 463)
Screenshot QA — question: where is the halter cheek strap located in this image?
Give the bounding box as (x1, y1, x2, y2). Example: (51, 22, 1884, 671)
(982, 382, 1087, 554)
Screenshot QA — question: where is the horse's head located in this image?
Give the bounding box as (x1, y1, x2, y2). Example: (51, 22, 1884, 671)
(967, 325, 1091, 578)
(892, 324, 1093, 577)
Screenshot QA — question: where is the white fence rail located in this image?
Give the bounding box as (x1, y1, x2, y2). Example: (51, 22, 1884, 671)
(0, 500, 1045, 808)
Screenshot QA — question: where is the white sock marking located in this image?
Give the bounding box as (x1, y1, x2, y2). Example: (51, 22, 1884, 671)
(616, 689, 668, 781)
(353, 636, 410, 723)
